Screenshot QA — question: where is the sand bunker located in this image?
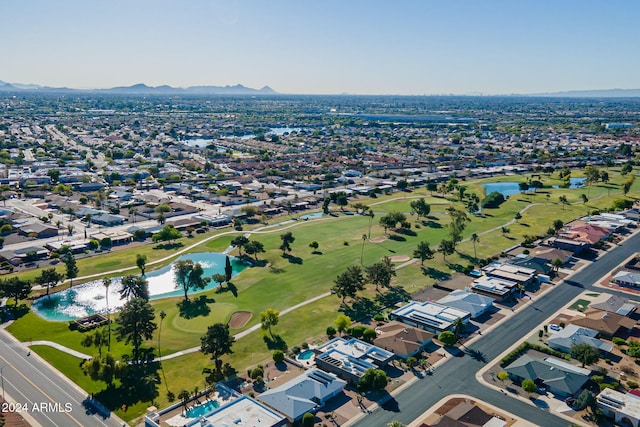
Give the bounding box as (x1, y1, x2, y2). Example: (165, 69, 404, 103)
(369, 237, 387, 243)
(388, 255, 411, 263)
(228, 311, 252, 329)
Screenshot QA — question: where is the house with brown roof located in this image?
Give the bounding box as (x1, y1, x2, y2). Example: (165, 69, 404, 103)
(561, 223, 612, 245)
(426, 400, 506, 427)
(373, 321, 434, 359)
(570, 308, 636, 339)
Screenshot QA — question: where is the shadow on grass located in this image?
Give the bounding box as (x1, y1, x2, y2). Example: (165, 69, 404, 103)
(375, 287, 410, 308)
(263, 334, 288, 351)
(388, 235, 406, 242)
(177, 295, 215, 319)
(94, 361, 161, 412)
(4, 304, 29, 321)
(423, 220, 442, 229)
(421, 267, 451, 281)
(216, 282, 238, 298)
(311, 250, 323, 255)
(397, 228, 417, 237)
(153, 242, 184, 251)
(283, 254, 303, 264)
(340, 296, 379, 320)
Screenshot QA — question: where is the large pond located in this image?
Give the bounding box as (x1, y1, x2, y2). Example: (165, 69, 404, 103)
(483, 177, 585, 197)
(32, 252, 248, 321)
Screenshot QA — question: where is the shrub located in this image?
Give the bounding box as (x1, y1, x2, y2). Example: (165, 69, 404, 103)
(343, 241, 349, 246)
(613, 337, 627, 346)
(522, 379, 537, 393)
(301, 342, 309, 349)
(250, 367, 263, 380)
(627, 381, 639, 389)
(350, 325, 367, 339)
(438, 331, 456, 346)
(362, 328, 377, 343)
(273, 350, 285, 364)
(326, 326, 336, 337)
(302, 412, 315, 427)
(497, 371, 509, 381)
(592, 375, 603, 384)
(599, 382, 619, 391)
(373, 314, 385, 322)
(291, 346, 301, 355)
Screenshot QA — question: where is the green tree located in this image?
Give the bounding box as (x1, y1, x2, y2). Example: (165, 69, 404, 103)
(413, 241, 435, 265)
(224, 255, 233, 284)
(334, 314, 352, 335)
(115, 297, 157, 360)
(273, 350, 285, 364)
(231, 235, 249, 256)
(552, 258, 564, 272)
(388, 422, 406, 427)
(409, 198, 431, 219)
(64, 252, 79, 288)
(174, 259, 209, 301)
(211, 273, 226, 288)
(559, 195, 569, 210)
(452, 317, 465, 339)
(119, 275, 149, 301)
(552, 219, 564, 234)
(497, 371, 509, 381)
(438, 331, 456, 346)
(103, 277, 112, 351)
(570, 343, 600, 367)
(279, 231, 295, 254)
(80, 328, 108, 357)
(200, 323, 235, 371)
(260, 308, 280, 338)
(34, 267, 63, 296)
(365, 257, 395, 291)
(152, 225, 182, 244)
(47, 168, 61, 184)
(438, 240, 455, 261)
(302, 412, 315, 427)
(521, 378, 537, 393)
(331, 265, 365, 303)
(447, 207, 469, 245)
(244, 240, 265, 261)
(81, 352, 125, 385)
(309, 241, 319, 252)
(136, 254, 147, 276)
(0, 277, 31, 306)
(358, 368, 388, 392)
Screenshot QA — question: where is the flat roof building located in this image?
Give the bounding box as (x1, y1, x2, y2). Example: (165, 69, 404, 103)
(390, 300, 471, 333)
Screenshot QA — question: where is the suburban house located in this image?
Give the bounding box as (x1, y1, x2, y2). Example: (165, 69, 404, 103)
(257, 368, 346, 423)
(390, 300, 471, 334)
(614, 271, 640, 288)
(471, 276, 518, 302)
(314, 337, 394, 383)
(597, 388, 640, 427)
(561, 223, 613, 245)
(373, 321, 434, 359)
(505, 354, 591, 398)
(544, 236, 589, 254)
(481, 262, 536, 286)
(529, 246, 574, 264)
(590, 293, 637, 316)
(16, 222, 58, 238)
(89, 230, 133, 246)
(91, 213, 126, 227)
(506, 254, 552, 275)
(424, 400, 506, 427)
(570, 309, 636, 339)
(0, 245, 49, 266)
(547, 324, 613, 354)
(437, 289, 495, 319)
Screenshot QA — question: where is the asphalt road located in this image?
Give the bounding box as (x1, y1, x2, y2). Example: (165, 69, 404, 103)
(0, 329, 124, 427)
(352, 232, 640, 427)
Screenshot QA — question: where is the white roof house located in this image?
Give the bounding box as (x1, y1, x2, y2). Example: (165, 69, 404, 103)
(547, 324, 613, 354)
(390, 300, 471, 333)
(257, 369, 346, 422)
(597, 388, 640, 427)
(437, 289, 495, 319)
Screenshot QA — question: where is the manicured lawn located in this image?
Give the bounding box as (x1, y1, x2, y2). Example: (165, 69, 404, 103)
(569, 299, 591, 312)
(10, 167, 640, 421)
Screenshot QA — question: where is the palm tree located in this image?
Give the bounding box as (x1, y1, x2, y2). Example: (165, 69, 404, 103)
(452, 317, 465, 340)
(103, 278, 112, 351)
(158, 310, 166, 358)
(361, 234, 367, 265)
(470, 233, 479, 261)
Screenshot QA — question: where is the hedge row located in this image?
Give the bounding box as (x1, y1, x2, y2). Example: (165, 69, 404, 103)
(500, 342, 569, 367)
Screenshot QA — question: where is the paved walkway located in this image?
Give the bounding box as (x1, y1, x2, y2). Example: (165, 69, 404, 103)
(26, 340, 92, 360)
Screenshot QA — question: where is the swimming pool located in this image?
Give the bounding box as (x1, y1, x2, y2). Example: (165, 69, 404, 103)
(300, 212, 323, 220)
(186, 400, 220, 418)
(298, 349, 315, 360)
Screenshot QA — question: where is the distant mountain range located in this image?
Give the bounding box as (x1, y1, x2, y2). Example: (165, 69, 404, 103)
(0, 80, 277, 95)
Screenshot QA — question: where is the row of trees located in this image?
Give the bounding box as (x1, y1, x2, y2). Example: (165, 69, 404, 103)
(331, 257, 396, 303)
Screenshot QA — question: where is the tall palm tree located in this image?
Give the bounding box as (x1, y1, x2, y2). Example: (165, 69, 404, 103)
(158, 310, 166, 359)
(103, 277, 112, 351)
(452, 317, 465, 340)
(471, 233, 479, 261)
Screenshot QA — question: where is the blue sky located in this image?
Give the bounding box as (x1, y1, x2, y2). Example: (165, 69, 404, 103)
(2, 0, 638, 94)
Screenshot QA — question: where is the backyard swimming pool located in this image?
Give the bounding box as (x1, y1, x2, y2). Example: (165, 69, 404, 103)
(185, 400, 220, 418)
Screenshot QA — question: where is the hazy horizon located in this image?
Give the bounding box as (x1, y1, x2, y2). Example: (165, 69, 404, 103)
(2, 0, 639, 96)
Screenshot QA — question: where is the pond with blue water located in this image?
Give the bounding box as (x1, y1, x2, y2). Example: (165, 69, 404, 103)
(483, 177, 585, 197)
(32, 252, 249, 321)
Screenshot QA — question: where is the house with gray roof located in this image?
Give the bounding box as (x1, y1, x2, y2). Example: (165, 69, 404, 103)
(614, 271, 640, 289)
(505, 354, 591, 398)
(257, 368, 346, 422)
(590, 292, 637, 317)
(390, 300, 471, 333)
(437, 289, 495, 319)
(547, 324, 613, 354)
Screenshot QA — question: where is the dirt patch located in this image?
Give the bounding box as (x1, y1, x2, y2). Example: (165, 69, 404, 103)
(228, 311, 252, 329)
(369, 237, 387, 243)
(388, 255, 410, 263)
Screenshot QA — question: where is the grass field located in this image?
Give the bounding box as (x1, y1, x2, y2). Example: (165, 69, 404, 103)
(7, 167, 640, 420)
